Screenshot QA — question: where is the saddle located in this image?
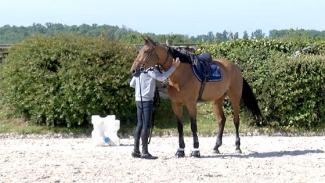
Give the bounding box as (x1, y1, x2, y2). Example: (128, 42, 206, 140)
(190, 53, 222, 101)
(191, 53, 222, 82)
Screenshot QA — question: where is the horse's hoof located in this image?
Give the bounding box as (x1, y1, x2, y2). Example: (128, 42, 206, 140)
(235, 148, 242, 154)
(175, 150, 185, 158)
(213, 147, 220, 154)
(190, 150, 200, 158)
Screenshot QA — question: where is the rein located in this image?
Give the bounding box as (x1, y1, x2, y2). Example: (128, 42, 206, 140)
(141, 46, 172, 144)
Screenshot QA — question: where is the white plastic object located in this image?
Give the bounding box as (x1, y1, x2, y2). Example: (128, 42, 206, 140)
(91, 115, 120, 146)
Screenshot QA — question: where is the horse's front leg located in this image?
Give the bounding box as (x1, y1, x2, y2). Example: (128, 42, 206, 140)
(172, 102, 185, 158)
(186, 102, 200, 158)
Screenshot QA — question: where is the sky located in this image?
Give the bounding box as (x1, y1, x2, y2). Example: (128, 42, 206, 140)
(1, 0, 324, 36)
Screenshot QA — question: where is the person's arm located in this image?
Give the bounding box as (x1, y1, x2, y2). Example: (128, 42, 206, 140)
(129, 77, 136, 88)
(147, 66, 176, 82)
(147, 57, 180, 82)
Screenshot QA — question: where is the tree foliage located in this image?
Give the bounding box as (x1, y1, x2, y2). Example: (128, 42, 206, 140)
(2, 23, 325, 45)
(270, 29, 325, 41)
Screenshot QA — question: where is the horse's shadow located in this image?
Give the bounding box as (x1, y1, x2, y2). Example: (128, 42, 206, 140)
(200, 149, 324, 159)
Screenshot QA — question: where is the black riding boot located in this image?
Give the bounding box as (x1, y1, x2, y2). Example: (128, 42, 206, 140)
(131, 130, 141, 158)
(141, 129, 157, 159)
(132, 139, 141, 158)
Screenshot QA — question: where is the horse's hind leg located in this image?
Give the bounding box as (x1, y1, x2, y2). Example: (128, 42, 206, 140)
(185, 102, 200, 158)
(213, 97, 226, 154)
(228, 91, 242, 153)
(172, 102, 185, 158)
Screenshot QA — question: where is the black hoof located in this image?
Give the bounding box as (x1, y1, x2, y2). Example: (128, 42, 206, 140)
(213, 146, 220, 154)
(190, 150, 200, 158)
(235, 148, 242, 154)
(175, 150, 185, 158)
(141, 153, 158, 160)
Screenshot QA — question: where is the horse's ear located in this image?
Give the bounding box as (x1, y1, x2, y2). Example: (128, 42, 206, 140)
(143, 36, 156, 46)
(142, 35, 148, 42)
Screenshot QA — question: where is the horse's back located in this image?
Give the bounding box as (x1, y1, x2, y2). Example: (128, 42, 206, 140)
(214, 59, 243, 97)
(213, 59, 242, 79)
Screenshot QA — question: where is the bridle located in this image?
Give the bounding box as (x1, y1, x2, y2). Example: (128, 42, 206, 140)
(140, 46, 173, 72)
(159, 46, 173, 70)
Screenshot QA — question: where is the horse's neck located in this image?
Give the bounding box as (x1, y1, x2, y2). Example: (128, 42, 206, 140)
(167, 48, 193, 90)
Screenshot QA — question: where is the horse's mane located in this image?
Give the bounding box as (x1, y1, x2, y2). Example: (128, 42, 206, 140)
(168, 47, 192, 64)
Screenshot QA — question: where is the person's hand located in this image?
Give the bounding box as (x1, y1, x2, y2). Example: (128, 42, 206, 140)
(172, 57, 180, 68)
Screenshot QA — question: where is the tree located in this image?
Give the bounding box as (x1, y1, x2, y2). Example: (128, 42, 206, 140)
(251, 29, 265, 39)
(233, 32, 239, 40)
(243, 31, 249, 40)
(207, 31, 215, 42)
(222, 30, 229, 41)
(215, 32, 224, 42)
(228, 32, 234, 40)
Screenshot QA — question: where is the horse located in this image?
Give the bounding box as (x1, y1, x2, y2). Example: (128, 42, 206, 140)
(130, 37, 261, 158)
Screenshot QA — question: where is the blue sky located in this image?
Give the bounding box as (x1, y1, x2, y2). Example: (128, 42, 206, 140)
(1, 0, 324, 36)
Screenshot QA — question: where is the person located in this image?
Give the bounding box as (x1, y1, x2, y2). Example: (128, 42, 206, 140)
(129, 58, 180, 159)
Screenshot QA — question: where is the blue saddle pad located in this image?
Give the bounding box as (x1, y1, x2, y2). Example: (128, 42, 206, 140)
(191, 55, 222, 82)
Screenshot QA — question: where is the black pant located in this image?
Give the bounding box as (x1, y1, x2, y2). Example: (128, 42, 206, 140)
(134, 101, 153, 153)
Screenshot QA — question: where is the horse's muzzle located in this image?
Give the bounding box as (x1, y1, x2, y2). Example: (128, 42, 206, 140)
(132, 69, 141, 77)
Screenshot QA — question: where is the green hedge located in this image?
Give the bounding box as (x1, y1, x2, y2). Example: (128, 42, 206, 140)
(262, 55, 325, 128)
(1, 37, 324, 129)
(200, 39, 325, 128)
(200, 39, 325, 57)
(0, 35, 137, 127)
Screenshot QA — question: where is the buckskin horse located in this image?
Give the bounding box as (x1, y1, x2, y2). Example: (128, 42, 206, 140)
(130, 37, 261, 158)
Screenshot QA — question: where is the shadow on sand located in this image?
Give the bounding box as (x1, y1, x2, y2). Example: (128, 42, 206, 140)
(118, 143, 134, 147)
(200, 149, 324, 159)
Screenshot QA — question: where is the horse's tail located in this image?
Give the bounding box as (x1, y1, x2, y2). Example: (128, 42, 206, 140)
(242, 78, 263, 124)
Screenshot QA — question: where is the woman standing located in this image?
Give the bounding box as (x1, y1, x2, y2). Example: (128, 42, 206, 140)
(130, 58, 180, 159)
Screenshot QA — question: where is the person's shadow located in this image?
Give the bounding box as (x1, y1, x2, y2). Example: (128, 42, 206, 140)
(119, 143, 134, 147)
(200, 149, 324, 159)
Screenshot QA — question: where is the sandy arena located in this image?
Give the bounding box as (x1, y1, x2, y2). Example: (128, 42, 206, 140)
(0, 135, 324, 183)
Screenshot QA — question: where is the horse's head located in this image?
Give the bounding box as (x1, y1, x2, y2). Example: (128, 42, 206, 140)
(130, 36, 172, 75)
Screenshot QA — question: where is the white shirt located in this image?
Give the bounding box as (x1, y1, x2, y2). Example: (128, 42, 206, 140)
(130, 67, 176, 101)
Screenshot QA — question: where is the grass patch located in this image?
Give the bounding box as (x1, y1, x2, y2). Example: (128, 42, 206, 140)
(0, 118, 92, 135)
(0, 102, 92, 135)
(151, 101, 258, 136)
(1, 99, 324, 136)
